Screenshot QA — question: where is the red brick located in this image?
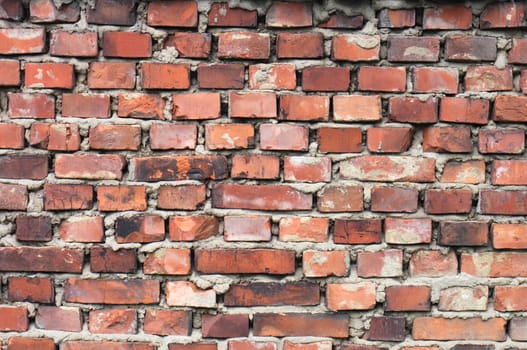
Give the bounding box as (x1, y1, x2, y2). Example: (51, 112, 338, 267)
(423, 5, 472, 29)
(413, 67, 458, 94)
(44, 184, 93, 210)
(150, 124, 196, 150)
(218, 32, 270, 59)
(29, 0, 79, 23)
(15, 215, 52, 242)
(249, 63, 296, 90)
(445, 35, 496, 61)
(144, 248, 191, 275)
(266, 2, 312, 28)
(333, 95, 381, 122)
(388, 36, 440, 62)
(55, 154, 125, 180)
(47, 123, 80, 151)
(494, 95, 527, 122)
(8, 92, 55, 118)
(278, 217, 328, 243)
(508, 38, 527, 64)
(231, 154, 279, 179)
(385, 286, 431, 311)
(165, 32, 211, 58)
(371, 187, 418, 213)
(169, 215, 219, 241)
(86, 0, 136, 25)
(205, 123, 254, 150)
(423, 126, 472, 153)
(169, 344, 216, 350)
(25, 62, 74, 89)
(511, 318, 527, 341)
(131, 155, 227, 181)
(280, 95, 329, 121)
(0, 124, 24, 149)
(8, 277, 53, 303)
(50, 31, 98, 57)
(302, 66, 350, 92)
(492, 223, 527, 249)
(409, 250, 458, 277)
(253, 313, 348, 338)
(59, 216, 104, 243)
(358, 66, 406, 92)
(62, 93, 111, 118)
(367, 127, 412, 153)
(63, 341, 153, 350)
(98, 185, 147, 212)
(158, 185, 205, 210)
(439, 221, 488, 246)
(479, 129, 524, 154)
(202, 314, 249, 338)
(88, 62, 136, 89)
(142, 63, 190, 90)
(144, 309, 192, 336)
(229, 341, 277, 350)
(0, 154, 48, 180)
(90, 247, 137, 273)
(89, 124, 140, 151)
(365, 316, 406, 341)
(172, 92, 220, 120)
(208, 3, 257, 27)
(495, 286, 527, 311)
(0, 246, 83, 273)
(317, 185, 363, 213)
(465, 66, 513, 92)
(0, 184, 27, 210)
(332, 34, 380, 61)
(118, 93, 165, 119)
(115, 215, 165, 243)
(230, 92, 277, 118)
(35, 306, 82, 332)
(520, 70, 527, 93)
(412, 317, 506, 341)
(479, 189, 527, 215)
(491, 160, 527, 185)
(340, 155, 435, 182)
(318, 127, 362, 153)
(303, 250, 349, 277)
(277, 32, 323, 59)
(319, 12, 363, 29)
(147, 0, 197, 27)
(378, 9, 415, 28)
(389, 96, 438, 123)
(0, 28, 45, 54)
(196, 248, 295, 274)
(0, 306, 28, 331)
(438, 286, 488, 311)
(0, 0, 23, 20)
(224, 215, 271, 242)
(386, 217, 432, 244)
(327, 282, 376, 311)
(260, 124, 308, 151)
(424, 189, 472, 214)
(89, 309, 136, 334)
(0, 59, 20, 85)
(8, 337, 55, 350)
(284, 156, 331, 182)
(462, 252, 527, 277)
(29, 122, 50, 148)
(357, 250, 403, 277)
(226, 282, 319, 307)
(480, 2, 527, 28)
(198, 63, 244, 89)
(166, 281, 216, 308)
(440, 97, 489, 124)
(103, 32, 151, 58)
(64, 278, 159, 304)
(333, 219, 382, 245)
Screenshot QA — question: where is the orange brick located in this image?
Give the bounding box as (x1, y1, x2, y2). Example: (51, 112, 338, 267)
(144, 248, 191, 275)
(280, 95, 329, 121)
(278, 217, 329, 242)
(333, 95, 381, 121)
(205, 124, 254, 150)
(326, 282, 376, 311)
(249, 64, 296, 90)
(303, 250, 349, 277)
(173, 92, 220, 120)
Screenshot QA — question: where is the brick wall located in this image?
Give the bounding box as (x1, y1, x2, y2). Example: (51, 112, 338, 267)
(0, 0, 527, 349)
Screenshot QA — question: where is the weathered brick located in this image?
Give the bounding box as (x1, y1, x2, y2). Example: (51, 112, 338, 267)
(508, 38, 527, 64)
(144, 309, 192, 336)
(249, 63, 296, 90)
(326, 282, 376, 311)
(495, 286, 527, 311)
(388, 36, 440, 62)
(15, 215, 52, 242)
(260, 124, 309, 151)
(144, 248, 191, 275)
(64, 278, 160, 304)
(445, 35, 496, 61)
(230, 92, 277, 118)
(63, 341, 153, 350)
(440, 97, 489, 124)
(492, 223, 527, 249)
(409, 250, 458, 277)
(165, 32, 211, 58)
(103, 32, 151, 58)
(196, 248, 295, 274)
(173, 92, 220, 120)
(205, 123, 254, 149)
(198, 63, 244, 89)
(55, 154, 125, 180)
(231, 154, 280, 179)
(480, 2, 527, 28)
(0, 306, 28, 331)
(30, 0, 79, 23)
(494, 95, 527, 122)
(413, 67, 458, 94)
(88, 62, 136, 89)
(0, 154, 47, 179)
(142, 63, 190, 90)
(378, 9, 415, 28)
(25, 62, 74, 89)
(208, 3, 257, 27)
(423, 126, 472, 153)
(89, 309, 137, 334)
(491, 160, 527, 185)
(357, 250, 403, 277)
(412, 317, 506, 341)
(0, 0, 24, 20)
(44, 184, 93, 210)
(169, 344, 216, 350)
(424, 189, 473, 214)
(332, 34, 380, 61)
(166, 281, 216, 308)
(279, 217, 328, 242)
(367, 127, 413, 153)
(0, 184, 28, 210)
(253, 313, 349, 338)
(0, 28, 45, 54)
(118, 93, 165, 119)
(8, 92, 55, 118)
(340, 156, 435, 182)
(47, 123, 80, 151)
(303, 250, 349, 277)
(317, 185, 363, 213)
(465, 66, 513, 92)
(439, 286, 488, 311)
(230, 341, 277, 350)
(333, 219, 382, 245)
(385, 286, 431, 311)
(150, 124, 197, 150)
(365, 317, 406, 341)
(131, 156, 227, 181)
(0, 124, 24, 149)
(60, 216, 104, 243)
(50, 31, 98, 57)
(35, 306, 82, 332)
(439, 221, 488, 246)
(462, 252, 527, 277)
(284, 156, 331, 182)
(423, 5, 472, 29)
(218, 32, 269, 59)
(169, 215, 219, 241)
(266, 2, 312, 28)
(224, 215, 271, 242)
(333, 95, 381, 122)
(225, 282, 319, 306)
(157, 185, 206, 210)
(510, 318, 527, 341)
(479, 129, 525, 154)
(479, 190, 527, 215)
(97, 185, 147, 212)
(371, 187, 418, 213)
(0, 59, 20, 85)
(280, 95, 329, 121)
(320, 12, 363, 28)
(90, 247, 137, 273)
(86, 0, 136, 25)
(318, 127, 363, 153)
(0, 247, 83, 272)
(89, 124, 141, 150)
(115, 215, 165, 243)
(7, 337, 55, 350)
(441, 160, 486, 184)
(147, 0, 197, 27)
(202, 314, 249, 338)
(62, 93, 111, 118)
(302, 66, 350, 92)
(8, 277, 53, 303)
(389, 96, 438, 123)
(277, 32, 323, 59)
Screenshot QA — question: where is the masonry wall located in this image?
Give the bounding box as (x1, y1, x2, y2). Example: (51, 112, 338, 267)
(0, 0, 527, 349)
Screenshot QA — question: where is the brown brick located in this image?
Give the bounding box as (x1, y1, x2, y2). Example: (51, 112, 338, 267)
(142, 63, 190, 90)
(511, 318, 527, 341)
(277, 32, 323, 58)
(131, 156, 227, 181)
(97, 185, 147, 212)
(389, 96, 438, 123)
(333, 219, 382, 245)
(198, 63, 244, 89)
(0, 0, 24, 20)
(169, 216, 219, 241)
(423, 126, 472, 153)
(465, 66, 513, 92)
(508, 38, 527, 64)
(64, 278, 160, 304)
(115, 215, 165, 243)
(385, 286, 431, 311)
(196, 248, 295, 274)
(165, 32, 211, 58)
(0, 247, 83, 273)
(158, 185, 206, 210)
(86, 0, 136, 25)
(8, 277, 53, 303)
(90, 247, 137, 273)
(318, 127, 362, 153)
(280, 95, 329, 121)
(494, 95, 527, 122)
(225, 282, 320, 306)
(0, 184, 27, 210)
(424, 189, 473, 214)
(445, 35, 496, 61)
(147, 0, 197, 27)
(365, 317, 406, 341)
(302, 66, 350, 92)
(35, 306, 82, 332)
(0, 154, 47, 179)
(208, 3, 257, 27)
(367, 127, 413, 153)
(202, 314, 249, 338)
(388, 36, 440, 62)
(423, 5, 472, 29)
(218, 32, 269, 59)
(479, 190, 527, 215)
(479, 129, 525, 154)
(253, 313, 349, 338)
(103, 32, 151, 58)
(44, 184, 93, 210)
(50, 31, 98, 57)
(439, 221, 488, 246)
(266, 2, 312, 28)
(15, 215, 51, 242)
(144, 310, 192, 336)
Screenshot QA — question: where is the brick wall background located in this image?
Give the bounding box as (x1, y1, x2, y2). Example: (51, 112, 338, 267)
(0, 0, 527, 349)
